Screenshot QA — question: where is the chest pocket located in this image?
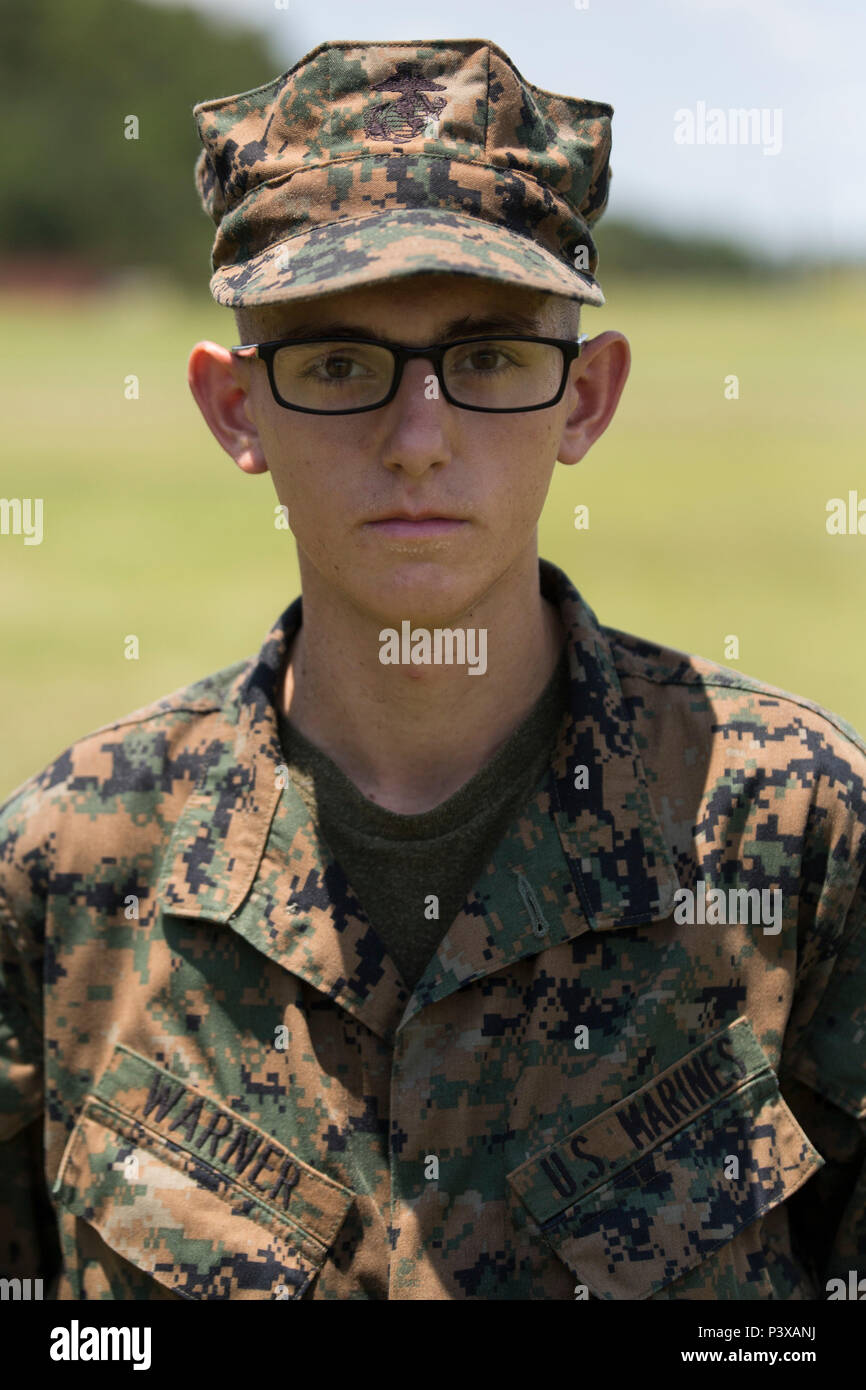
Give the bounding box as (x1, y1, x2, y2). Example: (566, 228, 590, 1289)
(507, 1016, 824, 1300)
(53, 1044, 354, 1300)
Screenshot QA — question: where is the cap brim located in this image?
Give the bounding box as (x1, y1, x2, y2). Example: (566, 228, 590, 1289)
(210, 207, 604, 309)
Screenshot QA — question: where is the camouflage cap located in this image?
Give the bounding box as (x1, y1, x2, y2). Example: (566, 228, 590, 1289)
(192, 38, 613, 309)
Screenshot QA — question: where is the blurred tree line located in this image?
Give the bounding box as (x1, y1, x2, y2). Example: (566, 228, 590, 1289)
(0, 0, 280, 286)
(0, 0, 784, 291)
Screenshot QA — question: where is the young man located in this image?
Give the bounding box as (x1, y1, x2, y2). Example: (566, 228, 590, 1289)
(1, 38, 864, 1302)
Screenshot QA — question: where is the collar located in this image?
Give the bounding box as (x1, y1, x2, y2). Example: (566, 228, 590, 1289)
(156, 559, 680, 1038)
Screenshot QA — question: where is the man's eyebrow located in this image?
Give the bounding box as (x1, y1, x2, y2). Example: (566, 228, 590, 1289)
(265, 311, 545, 342)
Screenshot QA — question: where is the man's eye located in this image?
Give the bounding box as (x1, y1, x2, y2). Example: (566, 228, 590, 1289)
(451, 345, 518, 373)
(469, 349, 503, 370)
(301, 354, 370, 380)
(318, 355, 356, 379)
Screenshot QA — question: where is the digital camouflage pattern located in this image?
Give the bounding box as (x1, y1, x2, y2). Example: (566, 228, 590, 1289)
(192, 38, 612, 309)
(1, 558, 865, 1299)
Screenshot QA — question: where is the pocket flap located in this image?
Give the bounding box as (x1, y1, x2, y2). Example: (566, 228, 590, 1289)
(54, 1044, 355, 1300)
(507, 1017, 824, 1299)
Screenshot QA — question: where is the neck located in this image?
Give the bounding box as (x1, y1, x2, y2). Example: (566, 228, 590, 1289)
(279, 549, 564, 813)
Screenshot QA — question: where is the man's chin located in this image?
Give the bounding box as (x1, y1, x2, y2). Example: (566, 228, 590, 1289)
(362, 561, 488, 629)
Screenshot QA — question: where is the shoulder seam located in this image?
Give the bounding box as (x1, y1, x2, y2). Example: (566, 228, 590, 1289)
(84, 699, 224, 739)
(617, 667, 866, 755)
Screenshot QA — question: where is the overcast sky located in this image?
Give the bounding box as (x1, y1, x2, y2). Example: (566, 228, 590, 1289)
(154, 0, 866, 262)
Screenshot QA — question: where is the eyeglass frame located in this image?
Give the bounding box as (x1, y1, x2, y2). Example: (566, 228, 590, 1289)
(228, 332, 590, 415)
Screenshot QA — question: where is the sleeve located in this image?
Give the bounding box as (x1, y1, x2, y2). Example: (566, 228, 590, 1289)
(0, 865, 62, 1289)
(780, 831, 866, 1293)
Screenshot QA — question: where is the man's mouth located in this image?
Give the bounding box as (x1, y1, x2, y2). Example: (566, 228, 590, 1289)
(365, 511, 468, 538)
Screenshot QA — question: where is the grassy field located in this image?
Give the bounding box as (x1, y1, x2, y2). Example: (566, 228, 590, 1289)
(3, 270, 865, 800)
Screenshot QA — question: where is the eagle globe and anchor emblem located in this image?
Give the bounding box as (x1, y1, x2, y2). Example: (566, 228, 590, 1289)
(363, 62, 448, 142)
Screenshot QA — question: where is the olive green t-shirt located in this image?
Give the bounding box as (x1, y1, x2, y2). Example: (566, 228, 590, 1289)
(276, 645, 569, 991)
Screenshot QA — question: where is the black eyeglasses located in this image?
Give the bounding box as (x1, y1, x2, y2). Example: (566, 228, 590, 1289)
(229, 332, 589, 414)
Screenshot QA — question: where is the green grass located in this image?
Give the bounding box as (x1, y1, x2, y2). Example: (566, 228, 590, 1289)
(543, 270, 866, 743)
(3, 271, 865, 800)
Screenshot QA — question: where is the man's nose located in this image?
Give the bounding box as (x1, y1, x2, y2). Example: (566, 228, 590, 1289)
(378, 355, 452, 474)
(393, 354, 441, 405)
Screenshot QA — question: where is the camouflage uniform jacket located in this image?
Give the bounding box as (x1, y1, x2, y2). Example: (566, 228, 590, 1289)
(1, 558, 865, 1300)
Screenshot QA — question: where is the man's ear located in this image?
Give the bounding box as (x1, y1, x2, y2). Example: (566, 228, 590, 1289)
(556, 331, 631, 466)
(187, 341, 270, 475)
